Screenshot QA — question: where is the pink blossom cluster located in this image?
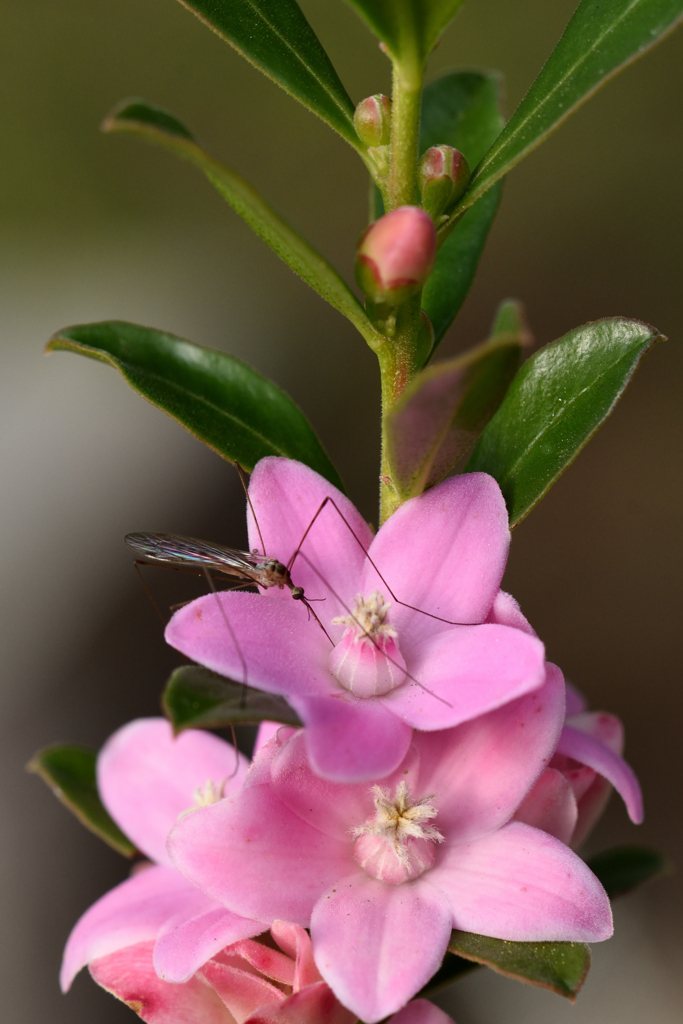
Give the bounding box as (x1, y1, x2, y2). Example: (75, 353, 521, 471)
(63, 459, 643, 1022)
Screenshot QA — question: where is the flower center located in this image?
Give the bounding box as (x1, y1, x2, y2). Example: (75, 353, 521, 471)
(352, 781, 443, 884)
(179, 778, 226, 819)
(328, 591, 407, 698)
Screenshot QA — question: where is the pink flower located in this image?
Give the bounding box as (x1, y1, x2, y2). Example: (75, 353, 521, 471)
(88, 921, 455, 1024)
(168, 671, 612, 1023)
(515, 681, 643, 847)
(165, 457, 546, 782)
(61, 719, 264, 993)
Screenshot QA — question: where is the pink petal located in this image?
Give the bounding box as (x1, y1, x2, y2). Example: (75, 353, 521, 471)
(565, 682, 588, 716)
(201, 959, 285, 1023)
(165, 592, 334, 697)
(154, 897, 264, 983)
(414, 666, 565, 843)
(572, 775, 614, 849)
(247, 458, 372, 614)
(431, 820, 613, 941)
(556, 723, 643, 823)
(485, 590, 536, 636)
(90, 941, 233, 1024)
(513, 768, 578, 845)
(310, 873, 452, 1023)
(290, 693, 413, 782)
(168, 787, 351, 926)
(567, 710, 624, 754)
(253, 721, 282, 755)
(271, 921, 321, 990)
(98, 719, 248, 866)
(228, 937, 295, 986)
(385, 624, 545, 730)
(243, 983, 357, 1024)
(269, 729, 374, 840)
(389, 1000, 456, 1024)
(361, 473, 509, 650)
(61, 865, 205, 991)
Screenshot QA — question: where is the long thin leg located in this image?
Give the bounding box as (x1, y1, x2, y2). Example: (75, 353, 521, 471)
(287, 496, 477, 627)
(236, 462, 267, 556)
(297, 551, 450, 708)
(201, 567, 249, 687)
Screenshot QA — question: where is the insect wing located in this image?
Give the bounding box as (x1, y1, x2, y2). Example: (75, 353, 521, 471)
(124, 532, 263, 582)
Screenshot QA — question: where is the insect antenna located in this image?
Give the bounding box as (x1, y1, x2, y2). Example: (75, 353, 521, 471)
(288, 496, 478, 627)
(296, 550, 451, 708)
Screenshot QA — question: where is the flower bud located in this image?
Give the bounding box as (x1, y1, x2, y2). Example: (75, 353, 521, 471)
(355, 206, 437, 307)
(418, 145, 471, 220)
(354, 94, 392, 148)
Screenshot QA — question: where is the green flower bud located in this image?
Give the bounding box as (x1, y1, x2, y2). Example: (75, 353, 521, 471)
(354, 94, 392, 149)
(418, 146, 471, 221)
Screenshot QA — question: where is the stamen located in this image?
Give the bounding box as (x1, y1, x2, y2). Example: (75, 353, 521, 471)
(352, 781, 443, 884)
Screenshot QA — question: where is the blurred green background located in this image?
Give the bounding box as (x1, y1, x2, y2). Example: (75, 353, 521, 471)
(1, 1, 681, 1021)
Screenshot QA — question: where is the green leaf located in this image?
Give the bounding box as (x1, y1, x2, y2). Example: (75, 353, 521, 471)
(176, 0, 358, 146)
(419, 951, 477, 997)
(455, 0, 683, 216)
(448, 931, 590, 1001)
(345, 1, 467, 63)
(587, 845, 669, 898)
(420, 71, 505, 349)
(102, 101, 382, 350)
(466, 317, 664, 526)
(47, 320, 345, 489)
(28, 745, 136, 857)
(163, 665, 303, 733)
(385, 299, 530, 500)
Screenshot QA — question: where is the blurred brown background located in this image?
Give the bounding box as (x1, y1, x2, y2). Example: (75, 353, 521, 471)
(1, 1, 681, 1020)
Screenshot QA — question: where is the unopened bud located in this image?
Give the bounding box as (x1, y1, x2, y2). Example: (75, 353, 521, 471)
(418, 146, 470, 220)
(355, 207, 437, 307)
(354, 94, 392, 148)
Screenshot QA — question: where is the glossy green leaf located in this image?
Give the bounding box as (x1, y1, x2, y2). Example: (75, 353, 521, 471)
(385, 300, 530, 500)
(345, 1, 467, 63)
(176, 0, 358, 146)
(28, 745, 136, 857)
(466, 317, 664, 526)
(102, 101, 381, 350)
(420, 71, 504, 350)
(47, 321, 345, 489)
(163, 665, 303, 733)
(587, 845, 668, 898)
(448, 931, 590, 1001)
(454, 0, 683, 217)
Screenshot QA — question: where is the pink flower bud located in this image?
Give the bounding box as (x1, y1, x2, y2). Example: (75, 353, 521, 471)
(355, 206, 437, 306)
(354, 94, 392, 148)
(418, 145, 471, 220)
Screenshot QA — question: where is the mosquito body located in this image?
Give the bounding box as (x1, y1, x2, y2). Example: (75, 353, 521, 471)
(124, 532, 305, 600)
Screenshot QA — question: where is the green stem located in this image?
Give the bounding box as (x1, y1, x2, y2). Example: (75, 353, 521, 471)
(377, 55, 426, 523)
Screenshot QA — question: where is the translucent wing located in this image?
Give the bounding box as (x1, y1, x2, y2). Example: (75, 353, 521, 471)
(124, 532, 266, 581)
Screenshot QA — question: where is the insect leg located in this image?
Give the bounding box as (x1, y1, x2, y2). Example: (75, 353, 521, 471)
(296, 551, 451, 708)
(200, 566, 249, 687)
(288, 496, 476, 627)
(236, 462, 267, 556)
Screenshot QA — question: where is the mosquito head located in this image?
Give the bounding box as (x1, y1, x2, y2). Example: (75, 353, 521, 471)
(290, 585, 305, 600)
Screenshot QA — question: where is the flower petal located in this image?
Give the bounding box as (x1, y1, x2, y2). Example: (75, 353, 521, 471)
(556, 723, 642, 823)
(243, 983, 357, 1024)
(566, 710, 624, 754)
(90, 941, 233, 1024)
(362, 473, 509, 649)
(310, 873, 451, 1024)
(98, 718, 248, 866)
(564, 682, 587, 716)
(271, 921, 321, 990)
(168, 788, 350, 926)
(485, 590, 536, 636)
(414, 665, 565, 843)
(513, 768, 578, 845)
(61, 865, 203, 991)
(165, 592, 333, 698)
(290, 693, 414, 782)
(389, 1000, 455, 1024)
(431, 820, 612, 941)
(154, 898, 264, 983)
(200, 960, 285, 1023)
(247, 458, 373, 613)
(385, 624, 545, 730)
